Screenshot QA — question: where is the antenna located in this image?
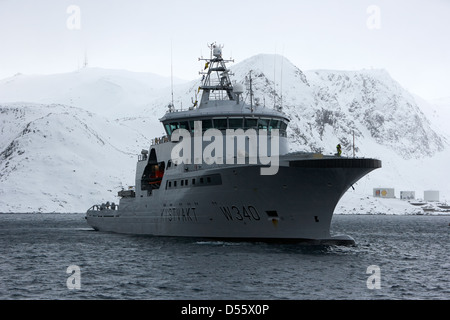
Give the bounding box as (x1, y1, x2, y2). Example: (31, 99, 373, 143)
(83, 51, 88, 68)
(170, 40, 174, 108)
(273, 48, 276, 109)
(280, 46, 284, 110)
(249, 70, 254, 112)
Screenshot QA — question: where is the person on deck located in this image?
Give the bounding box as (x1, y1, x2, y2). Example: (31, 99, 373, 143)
(336, 144, 342, 157)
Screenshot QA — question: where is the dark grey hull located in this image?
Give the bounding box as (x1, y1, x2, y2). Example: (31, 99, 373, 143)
(86, 156, 381, 244)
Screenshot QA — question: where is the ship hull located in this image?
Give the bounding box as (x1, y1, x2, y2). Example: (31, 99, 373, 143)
(86, 157, 381, 244)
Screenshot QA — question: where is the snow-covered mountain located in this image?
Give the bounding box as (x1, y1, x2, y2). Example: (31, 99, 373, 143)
(0, 103, 150, 212)
(0, 68, 186, 118)
(303, 68, 445, 159)
(416, 96, 450, 139)
(0, 54, 449, 213)
(232, 55, 445, 160)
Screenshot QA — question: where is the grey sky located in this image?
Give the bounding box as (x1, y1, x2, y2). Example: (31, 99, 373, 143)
(0, 0, 449, 99)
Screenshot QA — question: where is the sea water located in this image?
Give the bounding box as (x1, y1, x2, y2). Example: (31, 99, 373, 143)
(0, 213, 448, 300)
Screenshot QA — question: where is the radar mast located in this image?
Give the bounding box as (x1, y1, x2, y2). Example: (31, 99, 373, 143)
(198, 42, 235, 106)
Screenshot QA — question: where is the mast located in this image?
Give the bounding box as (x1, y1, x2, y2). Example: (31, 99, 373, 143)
(170, 40, 174, 108)
(83, 51, 88, 69)
(198, 43, 235, 106)
(280, 49, 284, 111)
(249, 70, 254, 112)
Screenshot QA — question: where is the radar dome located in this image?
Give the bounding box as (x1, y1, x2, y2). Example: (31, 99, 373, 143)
(233, 83, 244, 94)
(213, 46, 222, 58)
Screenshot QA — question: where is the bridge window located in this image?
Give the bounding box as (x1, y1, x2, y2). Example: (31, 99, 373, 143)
(189, 120, 196, 133)
(164, 123, 179, 135)
(269, 119, 280, 130)
(244, 117, 258, 129)
(165, 117, 288, 135)
(229, 118, 243, 129)
(202, 119, 213, 131)
(258, 118, 270, 130)
(213, 118, 228, 130)
(179, 121, 189, 130)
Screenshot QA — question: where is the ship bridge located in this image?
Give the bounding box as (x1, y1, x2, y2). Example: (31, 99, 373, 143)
(159, 43, 290, 140)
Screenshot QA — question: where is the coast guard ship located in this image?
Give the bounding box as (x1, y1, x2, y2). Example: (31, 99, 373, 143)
(86, 43, 381, 244)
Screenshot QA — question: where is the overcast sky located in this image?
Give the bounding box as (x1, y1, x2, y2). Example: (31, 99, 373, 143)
(0, 0, 449, 100)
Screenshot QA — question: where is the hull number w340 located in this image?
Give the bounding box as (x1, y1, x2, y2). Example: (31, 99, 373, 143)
(219, 205, 260, 221)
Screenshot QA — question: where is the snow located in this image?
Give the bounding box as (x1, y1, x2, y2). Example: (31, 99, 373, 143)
(0, 68, 186, 118)
(0, 103, 146, 212)
(0, 55, 449, 214)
